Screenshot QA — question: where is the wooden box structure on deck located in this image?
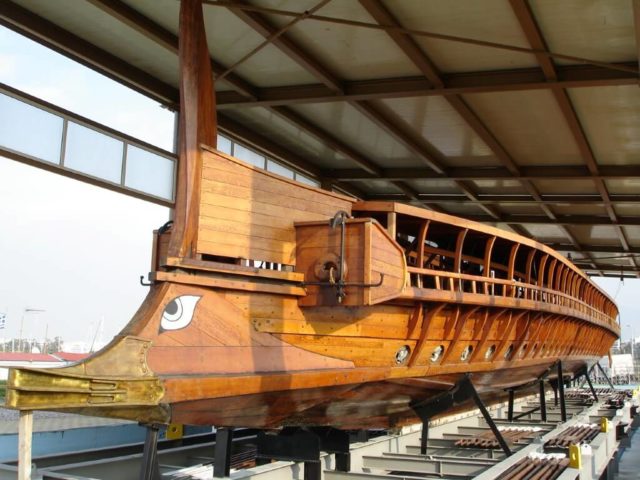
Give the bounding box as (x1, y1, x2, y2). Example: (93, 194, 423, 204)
(296, 218, 407, 307)
(196, 146, 353, 266)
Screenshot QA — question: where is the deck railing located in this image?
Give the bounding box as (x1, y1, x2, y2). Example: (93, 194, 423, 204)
(407, 266, 617, 330)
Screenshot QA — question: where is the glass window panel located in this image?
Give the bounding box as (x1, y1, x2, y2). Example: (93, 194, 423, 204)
(124, 145, 175, 200)
(234, 143, 265, 168)
(0, 93, 63, 164)
(217, 134, 232, 155)
(267, 159, 294, 179)
(64, 122, 123, 183)
(296, 173, 320, 187)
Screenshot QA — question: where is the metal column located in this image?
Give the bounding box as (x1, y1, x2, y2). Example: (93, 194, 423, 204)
(507, 389, 515, 422)
(557, 361, 567, 422)
(584, 366, 599, 402)
(420, 421, 428, 455)
(597, 362, 616, 390)
(539, 380, 547, 422)
(469, 383, 513, 456)
(411, 375, 512, 457)
(139, 424, 161, 480)
(214, 427, 234, 478)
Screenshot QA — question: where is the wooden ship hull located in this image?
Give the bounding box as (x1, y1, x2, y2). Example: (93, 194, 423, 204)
(5, 0, 619, 430)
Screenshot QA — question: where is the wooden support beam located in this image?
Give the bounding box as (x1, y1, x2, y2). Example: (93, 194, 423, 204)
(169, 0, 216, 258)
(386, 212, 397, 238)
(18, 411, 32, 480)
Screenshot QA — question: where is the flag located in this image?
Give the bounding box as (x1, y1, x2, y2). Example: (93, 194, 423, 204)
(0, 312, 5, 330)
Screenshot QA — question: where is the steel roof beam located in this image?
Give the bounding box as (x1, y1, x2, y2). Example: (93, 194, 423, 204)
(547, 244, 640, 255)
(226, 0, 499, 217)
(634, 0, 640, 69)
(89, 0, 423, 199)
(510, 0, 636, 275)
(216, 63, 639, 108)
(226, 0, 343, 93)
(269, 106, 382, 176)
(358, 0, 578, 247)
(582, 265, 640, 274)
(348, 101, 503, 219)
(326, 164, 640, 180)
(218, 114, 365, 198)
(86, 0, 257, 100)
(459, 215, 640, 226)
(364, 193, 640, 205)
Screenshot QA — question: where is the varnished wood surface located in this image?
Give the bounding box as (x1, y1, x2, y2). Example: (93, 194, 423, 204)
(168, 0, 216, 258)
(197, 147, 353, 265)
(296, 218, 406, 307)
(3, 0, 620, 430)
(165, 359, 593, 428)
(353, 201, 616, 309)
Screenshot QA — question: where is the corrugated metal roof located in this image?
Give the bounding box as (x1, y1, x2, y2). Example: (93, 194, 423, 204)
(0, 0, 638, 277)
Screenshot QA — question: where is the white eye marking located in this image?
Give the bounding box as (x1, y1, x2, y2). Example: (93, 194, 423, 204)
(160, 295, 201, 331)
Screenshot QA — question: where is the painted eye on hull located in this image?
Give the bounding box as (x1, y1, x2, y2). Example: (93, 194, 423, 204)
(160, 295, 201, 332)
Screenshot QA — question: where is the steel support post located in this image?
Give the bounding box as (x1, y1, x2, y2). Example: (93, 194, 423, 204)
(314, 427, 350, 473)
(304, 462, 321, 480)
(410, 375, 512, 456)
(214, 427, 234, 478)
(513, 406, 540, 420)
(469, 383, 513, 457)
(507, 389, 515, 422)
(539, 380, 547, 422)
(139, 424, 161, 480)
(257, 427, 350, 475)
(596, 362, 616, 390)
(557, 361, 567, 422)
(335, 452, 350, 473)
(420, 421, 428, 455)
(551, 380, 559, 406)
(585, 366, 599, 402)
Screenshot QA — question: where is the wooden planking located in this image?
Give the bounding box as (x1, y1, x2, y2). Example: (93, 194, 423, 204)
(296, 219, 405, 307)
(148, 345, 353, 375)
(253, 305, 413, 339)
(297, 221, 367, 306)
(354, 201, 617, 313)
(401, 287, 617, 334)
(200, 151, 350, 206)
(153, 271, 306, 296)
(253, 317, 409, 339)
(200, 174, 348, 215)
(369, 220, 407, 304)
(165, 256, 304, 282)
(169, 0, 216, 258)
(275, 333, 416, 367)
(201, 191, 342, 224)
(197, 148, 353, 264)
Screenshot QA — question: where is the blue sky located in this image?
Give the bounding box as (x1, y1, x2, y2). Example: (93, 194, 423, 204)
(0, 24, 638, 347)
(0, 26, 172, 346)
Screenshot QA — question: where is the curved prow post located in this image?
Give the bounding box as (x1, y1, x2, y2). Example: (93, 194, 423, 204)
(169, 0, 217, 259)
